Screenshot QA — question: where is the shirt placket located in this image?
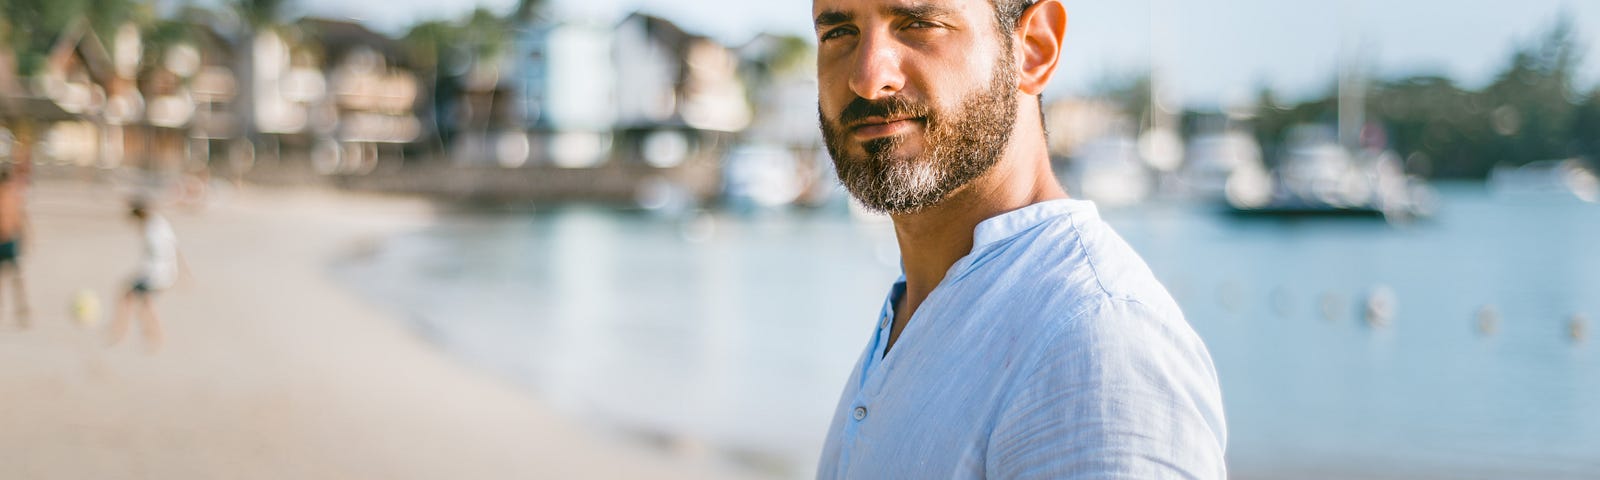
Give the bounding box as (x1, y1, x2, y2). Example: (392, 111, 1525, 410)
(834, 290, 897, 478)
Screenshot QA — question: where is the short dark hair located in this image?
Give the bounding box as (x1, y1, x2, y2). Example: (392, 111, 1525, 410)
(991, 0, 1047, 131)
(129, 199, 148, 219)
(992, 0, 1038, 47)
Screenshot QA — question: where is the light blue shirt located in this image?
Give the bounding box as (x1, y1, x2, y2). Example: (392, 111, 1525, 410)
(817, 199, 1227, 479)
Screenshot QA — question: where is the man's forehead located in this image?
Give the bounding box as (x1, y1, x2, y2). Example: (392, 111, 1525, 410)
(812, 0, 986, 19)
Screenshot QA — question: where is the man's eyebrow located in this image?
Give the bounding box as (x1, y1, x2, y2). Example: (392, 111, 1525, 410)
(815, 10, 852, 29)
(888, 3, 958, 20)
(814, 3, 956, 31)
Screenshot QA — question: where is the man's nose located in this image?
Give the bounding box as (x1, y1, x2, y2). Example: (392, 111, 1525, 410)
(847, 31, 906, 100)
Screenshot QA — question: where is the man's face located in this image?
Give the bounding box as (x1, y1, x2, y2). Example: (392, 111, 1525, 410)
(814, 0, 1020, 215)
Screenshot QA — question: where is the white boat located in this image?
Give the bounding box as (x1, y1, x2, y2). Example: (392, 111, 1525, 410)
(1488, 158, 1600, 202)
(1228, 126, 1433, 221)
(1180, 130, 1264, 201)
(1063, 134, 1153, 207)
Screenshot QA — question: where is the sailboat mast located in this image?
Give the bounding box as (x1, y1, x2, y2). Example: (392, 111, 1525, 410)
(1337, 0, 1366, 152)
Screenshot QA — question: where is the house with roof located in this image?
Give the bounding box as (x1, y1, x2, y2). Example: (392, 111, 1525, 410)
(228, 18, 422, 180)
(300, 18, 423, 175)
(506, 20, 615, 169)
(612, 12, 749, 171)
(2, 18, 121, 170)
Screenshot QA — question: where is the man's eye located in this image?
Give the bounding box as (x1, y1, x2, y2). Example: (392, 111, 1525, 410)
(820, 28, 856, 41)
(906, 21, 938, 29)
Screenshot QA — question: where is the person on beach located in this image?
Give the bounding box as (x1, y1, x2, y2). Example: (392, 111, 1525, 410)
(0, 167, 30, 328)
(108, 201, 188, 351)
(811, 0, 1226, 477)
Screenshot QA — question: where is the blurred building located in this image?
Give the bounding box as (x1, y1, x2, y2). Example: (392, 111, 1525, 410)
(236, 19, 423, 179)
(728, 33, 833, 209)
(509, 21, 616, 168)
(327, 12, 759, 203)
(32, 19, 118, 169)
(0, 14, 252, 185)
(1044, 97, 1124, 159)
(612, 12, 749, 171)
(182, 24, 247, 179)
(444, 27, 525, 169)
(4, 9, 776, 204)
(303, 18, 422, 175)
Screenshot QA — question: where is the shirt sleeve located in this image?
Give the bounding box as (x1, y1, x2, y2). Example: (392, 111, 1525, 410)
(987, 296, 1228, 479)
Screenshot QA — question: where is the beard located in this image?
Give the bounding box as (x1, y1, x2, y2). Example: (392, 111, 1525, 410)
(820, 55, 1019, 215)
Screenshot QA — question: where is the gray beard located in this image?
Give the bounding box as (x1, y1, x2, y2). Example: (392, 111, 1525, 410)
(822, 59, 1019, 215)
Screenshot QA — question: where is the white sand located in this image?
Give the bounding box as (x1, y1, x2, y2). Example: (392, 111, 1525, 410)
(0, 178, 747, 479)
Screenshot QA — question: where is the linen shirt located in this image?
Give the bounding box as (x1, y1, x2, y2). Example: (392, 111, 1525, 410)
(817, 199, 1227, 479)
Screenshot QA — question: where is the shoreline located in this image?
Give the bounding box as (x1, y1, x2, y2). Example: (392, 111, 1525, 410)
(323, 206, 819, 480)
(0, 178, 745, 479)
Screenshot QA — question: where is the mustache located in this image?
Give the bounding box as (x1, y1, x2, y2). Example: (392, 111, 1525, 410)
(836, 96, 931, 127)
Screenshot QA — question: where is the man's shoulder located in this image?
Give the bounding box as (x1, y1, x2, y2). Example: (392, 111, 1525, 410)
(982, 211, 1199, 361)
(985, 209, 1175, 317)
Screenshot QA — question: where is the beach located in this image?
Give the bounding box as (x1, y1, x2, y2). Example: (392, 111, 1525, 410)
(0, 178, 743, 479)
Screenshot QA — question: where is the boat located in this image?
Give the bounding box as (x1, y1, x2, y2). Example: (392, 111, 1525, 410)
(1179, 130, 1264, 201)
(1488, 158, 1600, 202)
(1226, 125, 1434, 221)
(1062, 133, 1153, 207)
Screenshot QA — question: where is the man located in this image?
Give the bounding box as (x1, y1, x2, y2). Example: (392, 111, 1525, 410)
(812, 0, 1226, 477)
(0, 167, 29, 328)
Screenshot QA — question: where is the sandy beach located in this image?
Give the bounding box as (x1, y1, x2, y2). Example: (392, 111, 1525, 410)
(0, 177, 744, 479)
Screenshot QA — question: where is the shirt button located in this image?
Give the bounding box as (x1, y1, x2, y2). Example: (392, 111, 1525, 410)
(853, 406, 868, 421)
(879, 314, 891, 330)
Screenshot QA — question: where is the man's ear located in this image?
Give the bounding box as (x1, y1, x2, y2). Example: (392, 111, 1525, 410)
(1014, 0, 1067, 95)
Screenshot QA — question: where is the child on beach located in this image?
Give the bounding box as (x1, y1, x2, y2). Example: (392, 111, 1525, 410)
(108, 200, 189, 351)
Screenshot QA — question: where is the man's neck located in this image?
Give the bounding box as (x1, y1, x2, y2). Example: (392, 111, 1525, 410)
(884, 136, 1066, 350)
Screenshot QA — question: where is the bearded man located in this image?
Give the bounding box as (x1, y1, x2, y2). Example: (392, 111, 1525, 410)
(811, 0, 1227, 477)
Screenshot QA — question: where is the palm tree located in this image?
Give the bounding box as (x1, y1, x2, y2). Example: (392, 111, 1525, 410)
(227, 0, 291, 159)
(512, 0, 546, 24)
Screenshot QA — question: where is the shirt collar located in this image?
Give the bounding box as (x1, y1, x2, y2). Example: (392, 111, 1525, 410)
(970, 198, 1099, 254)
(891, 198, 1099, 293)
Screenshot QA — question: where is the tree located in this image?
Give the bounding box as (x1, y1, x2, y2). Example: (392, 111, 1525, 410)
(231, 0, 288, 29)
(1, 0, 141, 77)
(1574, 87, 1600, 162)
(512, 0, 546, 24)
(1250, 14, 1594, 179)
(1480, 14, 1586, 166)
(1090, 69, 1152, 133)
(225, 0, 293, 150)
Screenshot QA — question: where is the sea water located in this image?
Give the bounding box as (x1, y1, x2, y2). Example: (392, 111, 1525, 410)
(331, 183, 1600, 478)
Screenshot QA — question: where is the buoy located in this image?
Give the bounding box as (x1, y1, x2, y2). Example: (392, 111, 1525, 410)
(1476, 305, 1500, 336)
(1363, 285, 1397, 328)
(1269, 286, 1294, 319)
(1570, 314, 1588, 343)
(1216, 280, 1244, 314)
(71, 289, 102, 328)
(1319, 292, 1344, 322)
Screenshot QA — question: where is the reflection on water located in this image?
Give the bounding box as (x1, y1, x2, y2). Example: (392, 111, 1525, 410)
(333, 183, 1600, 478)
(333, 206, 902, 476)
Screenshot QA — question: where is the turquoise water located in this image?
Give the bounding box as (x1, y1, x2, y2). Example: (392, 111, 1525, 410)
(332, 184, 1600, 478)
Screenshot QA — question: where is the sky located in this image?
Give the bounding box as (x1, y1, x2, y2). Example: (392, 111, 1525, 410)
(304, 0, 1600, 107)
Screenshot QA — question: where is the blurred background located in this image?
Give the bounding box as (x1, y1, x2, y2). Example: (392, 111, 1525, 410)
(2, 0, 1598, 478)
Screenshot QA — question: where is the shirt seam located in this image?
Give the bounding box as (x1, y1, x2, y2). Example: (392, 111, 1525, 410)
(1062, 207, 1116, 300)
(986, 207, 1120, 429)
